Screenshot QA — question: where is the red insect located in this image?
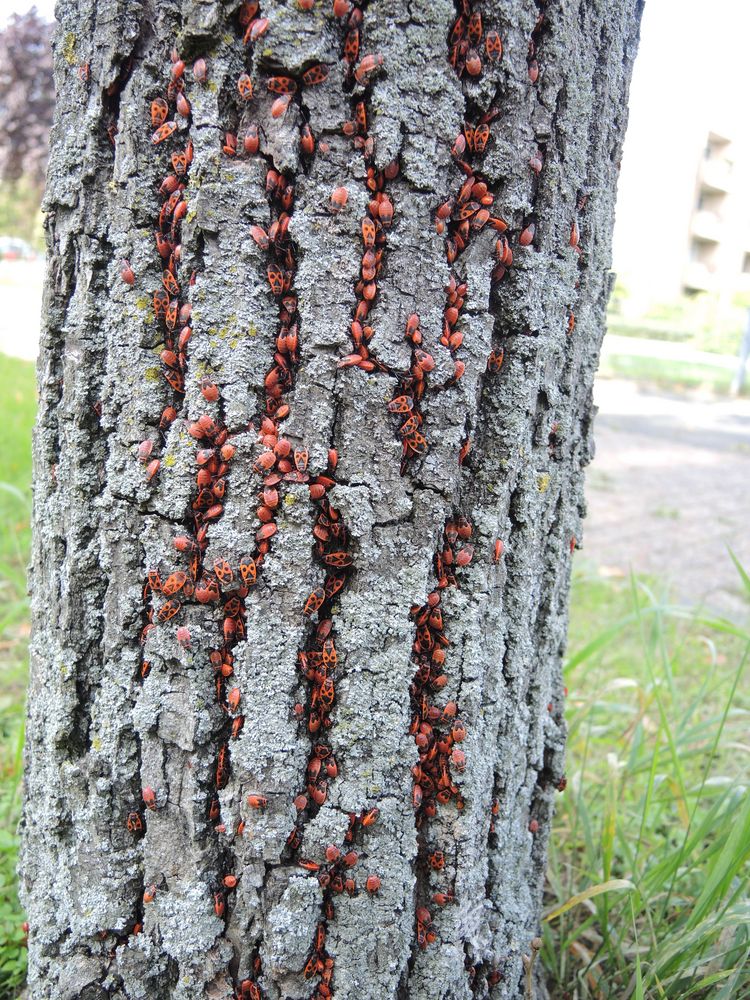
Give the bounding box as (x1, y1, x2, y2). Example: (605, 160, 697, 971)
(267, 75, 297, 95)
(237, 73, 254, 100)
(247, 794, 268, 809)
(126, 811, 143, 833)
(344, 27, 360, 64)
(465, 48, 482, 76)
(365, 875, 381, 894)
(195, 575, 220, 603)
(301, 63, 329, 86)
(152, 121, 177, 144)
(358, 809, 378, 829)
(330, 186, 348, 211)
(244, 125, 260, 155)
(304, 587, 326, 617)
(162, 571, 187, 596)
(162, 269, 179, 295)
(213, 558, 233, 586)
(153, 288, 169, 319)
(485, 30, 502, 61)
(493, 539, 504, 563)
(157, 598, 181, 623)
(519, 222, 536, 246)
(467, 10, 482, 44)
(361, 217, 376, 248)
(193, 58, 207, 83)
(246, 17, 269, 42)
(271, 95, 292, 119)
(215, 745, 230, 789)
(151, 97, 168, 127)
(239, 557, 257, 587)
(267, 265, 284, 296)
(171, 150, 188, 174)
(487, 348, 504, 372)
(121, 260, 135, 285)
(473, 123, 490, 153)
(354, 53, 383, 84)
(300, 123, 315, 156)
(142, 786, 157, 810)
(165, 299, 178, 330)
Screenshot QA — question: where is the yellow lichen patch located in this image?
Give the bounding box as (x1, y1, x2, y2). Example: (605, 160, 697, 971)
(283, 493, 297, 508)
(164, 453, 176, 468)
(92, 737, 102, 752)
(247, 323, 258, 338)
(537, 472, 551, 493)
(134, 296, 150, 311)
(144, 367, 161, 383)
(229, 339, 239, 349)
(62, 32, 77, 65)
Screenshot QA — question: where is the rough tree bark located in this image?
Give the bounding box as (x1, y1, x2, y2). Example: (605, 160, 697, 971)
(20, 1, 642, 998)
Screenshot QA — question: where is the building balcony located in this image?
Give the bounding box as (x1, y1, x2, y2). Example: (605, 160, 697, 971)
(700, 159, 733, 193)
(682, 262, 717, 292)
(690, 210, 723, 243)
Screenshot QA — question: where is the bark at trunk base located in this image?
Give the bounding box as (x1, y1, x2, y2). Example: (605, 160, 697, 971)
(20, 1, 642, 998)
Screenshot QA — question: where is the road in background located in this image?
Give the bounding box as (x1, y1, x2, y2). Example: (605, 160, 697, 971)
(586, 379, 750, 616)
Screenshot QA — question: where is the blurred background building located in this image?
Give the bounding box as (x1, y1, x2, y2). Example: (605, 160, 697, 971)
(611, 0, 750, 332)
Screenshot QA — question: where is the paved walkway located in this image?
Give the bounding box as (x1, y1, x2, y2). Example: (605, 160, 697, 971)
(584, 378, 750, 617)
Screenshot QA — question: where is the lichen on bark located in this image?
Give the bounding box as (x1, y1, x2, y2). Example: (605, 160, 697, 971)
(21, 0, 642, 998)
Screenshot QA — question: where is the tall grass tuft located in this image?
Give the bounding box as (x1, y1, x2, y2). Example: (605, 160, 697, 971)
(543, 571, 750, 998)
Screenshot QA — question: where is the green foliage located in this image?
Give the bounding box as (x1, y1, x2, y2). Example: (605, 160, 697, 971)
(0, 178, 44, 250)
(598, 354, 744, 396)
(0, 354, 34, 998)
(0, 656, 26, 999)
(543, 571, 750, 998)
(0, 354, 35, 636)
(607, 292, 748, 359)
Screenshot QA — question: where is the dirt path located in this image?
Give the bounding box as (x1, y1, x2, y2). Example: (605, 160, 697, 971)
(583, 378, 750, 617)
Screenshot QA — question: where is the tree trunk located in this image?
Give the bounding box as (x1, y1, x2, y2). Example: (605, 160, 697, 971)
(20, 1, 642, 998)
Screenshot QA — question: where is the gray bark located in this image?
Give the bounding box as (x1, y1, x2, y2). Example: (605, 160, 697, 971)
(20, 1, 642, 998)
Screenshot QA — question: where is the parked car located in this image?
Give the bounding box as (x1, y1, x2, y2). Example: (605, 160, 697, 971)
(0, 236, 38, 260)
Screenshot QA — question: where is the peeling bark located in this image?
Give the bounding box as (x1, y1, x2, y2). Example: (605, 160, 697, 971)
(20, 1, 642, 998)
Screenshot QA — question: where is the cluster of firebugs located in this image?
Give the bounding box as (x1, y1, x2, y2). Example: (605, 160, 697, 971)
(117, 0, 572, 992)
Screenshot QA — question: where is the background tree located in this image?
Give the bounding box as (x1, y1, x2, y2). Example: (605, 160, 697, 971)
(20, 1, 642, 998)
(0, 8, 54, 189)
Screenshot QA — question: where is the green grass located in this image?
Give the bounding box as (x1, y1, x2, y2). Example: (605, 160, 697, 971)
(543, 570, 750, 998)
(598, 353, 741, 396)
(0, 353, 34, 998)
(0, 353, 749, 998)
(607, 288, 749, 359)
